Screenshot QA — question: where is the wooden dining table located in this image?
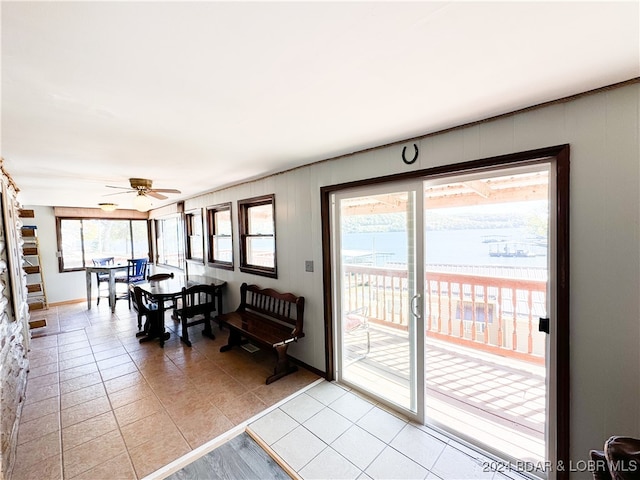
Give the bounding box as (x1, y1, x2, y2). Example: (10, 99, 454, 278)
(85, 263, 128, 313)
(135, 274, 226, 347)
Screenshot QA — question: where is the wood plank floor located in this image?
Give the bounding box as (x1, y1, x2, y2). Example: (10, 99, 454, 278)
(166, 432, 290, 480)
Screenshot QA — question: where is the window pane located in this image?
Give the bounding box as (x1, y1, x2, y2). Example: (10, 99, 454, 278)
(60, 220, 83, 269)
(58, 218, 149, 271)
(191, 213, 203, 236)
(248, 204, 273, 235)
(247, 237, 275, 268)
(157, 216, 183, 268)
(187, 212, 204, 261)
(132, 221, 149, 259)
(215, 210, 232, 236)
(84, 219, 132, 263)
(213, 237, 233, 263)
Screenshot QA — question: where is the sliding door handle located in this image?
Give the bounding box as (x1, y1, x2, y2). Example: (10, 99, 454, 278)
(539, 317, 550, 334)
(411, 294, 422, 319)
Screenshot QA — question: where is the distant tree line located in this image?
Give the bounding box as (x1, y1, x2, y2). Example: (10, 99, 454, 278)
(342, 211, 547, 234)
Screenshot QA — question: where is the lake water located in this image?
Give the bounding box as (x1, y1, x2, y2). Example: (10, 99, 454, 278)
(342, 228, 547, 268)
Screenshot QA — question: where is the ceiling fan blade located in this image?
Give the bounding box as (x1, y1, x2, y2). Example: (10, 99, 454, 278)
(146, 191, 168, 200)
(102, 191, 133, 197)
(105, 185, 136, 191)
(149, 188, 181, 194)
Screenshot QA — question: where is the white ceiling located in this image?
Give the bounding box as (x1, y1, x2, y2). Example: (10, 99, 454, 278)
(2, 1, 639, 210)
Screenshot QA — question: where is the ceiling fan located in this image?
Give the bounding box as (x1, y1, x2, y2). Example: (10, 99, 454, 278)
(103, 178, 181, 211)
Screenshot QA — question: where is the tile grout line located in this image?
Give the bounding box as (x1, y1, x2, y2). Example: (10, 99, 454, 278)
(96, 335, 143, 480)
(147, 377, 325, 480)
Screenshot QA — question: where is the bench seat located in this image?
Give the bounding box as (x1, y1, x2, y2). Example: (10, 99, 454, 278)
(218, 283, 305, 384)
(219, 311, 303, 348)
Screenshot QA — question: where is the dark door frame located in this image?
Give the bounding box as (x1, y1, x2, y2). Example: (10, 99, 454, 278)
(321, 144, 570, 478)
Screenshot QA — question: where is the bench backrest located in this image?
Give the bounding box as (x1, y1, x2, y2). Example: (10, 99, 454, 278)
(239, 283, 304, 337)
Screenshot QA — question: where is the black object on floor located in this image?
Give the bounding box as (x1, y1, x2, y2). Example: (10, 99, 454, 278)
(166, 432, 290, 480)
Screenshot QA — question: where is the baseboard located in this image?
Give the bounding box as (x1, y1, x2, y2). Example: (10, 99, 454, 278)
(48, 298, 86, 307)
(288, 355, 326, 379)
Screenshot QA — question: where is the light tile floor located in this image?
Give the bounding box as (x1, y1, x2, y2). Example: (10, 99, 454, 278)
(248, 381, 528, 480)
(11, 301, 319, 480)
(17, 302, 531, 480)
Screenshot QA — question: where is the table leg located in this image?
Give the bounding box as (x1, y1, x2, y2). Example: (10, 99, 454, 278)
(157, 301, 167, 347)
(86, 270, 92, 310)
(109, 271, 116, 313)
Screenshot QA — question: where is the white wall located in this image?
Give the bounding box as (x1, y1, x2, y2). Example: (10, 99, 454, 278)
(26, 82, 640, 465)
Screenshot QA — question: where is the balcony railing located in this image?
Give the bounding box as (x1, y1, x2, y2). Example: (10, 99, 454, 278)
(343, 265, 547, 365)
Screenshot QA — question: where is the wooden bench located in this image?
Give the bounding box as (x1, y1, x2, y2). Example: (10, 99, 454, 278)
(218, 283, 305, 384)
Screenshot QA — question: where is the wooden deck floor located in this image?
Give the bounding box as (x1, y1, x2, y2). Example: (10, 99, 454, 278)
(342, 324, 545, 463)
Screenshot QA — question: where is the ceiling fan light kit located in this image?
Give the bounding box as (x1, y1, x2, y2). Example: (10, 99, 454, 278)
(98, 202, 118, 212)
(133, 192, 152, 211)
(103, 178, 182, 212)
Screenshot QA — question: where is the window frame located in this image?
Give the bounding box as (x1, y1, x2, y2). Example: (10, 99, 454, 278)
(185, 208, 205, 264)
(55, 217, 150, 273)
(238, 194, 277, 278)
(206, 202, 234, 270)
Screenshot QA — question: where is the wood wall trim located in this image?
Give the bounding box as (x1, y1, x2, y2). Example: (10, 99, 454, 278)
(321, 144, 570, 468)
(53, 207, 148, 219)
(148, 203, 181, 219)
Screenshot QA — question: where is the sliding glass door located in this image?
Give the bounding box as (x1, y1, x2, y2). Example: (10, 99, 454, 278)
(328, 157, 562, 474)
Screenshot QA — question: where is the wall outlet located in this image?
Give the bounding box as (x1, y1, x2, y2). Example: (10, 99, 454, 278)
(305, 260, 314, 272)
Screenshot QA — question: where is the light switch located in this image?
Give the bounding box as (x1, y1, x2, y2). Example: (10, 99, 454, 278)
(305, 260, 314, 272)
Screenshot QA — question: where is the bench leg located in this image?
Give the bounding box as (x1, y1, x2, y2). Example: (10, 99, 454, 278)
(266, 344, 298, 385)
(220, 328, 243, 352)
(202, 313, 215, 340)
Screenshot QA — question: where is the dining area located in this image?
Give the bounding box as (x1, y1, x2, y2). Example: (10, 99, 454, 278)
(19, 286, 319, 480)
(85, 257, 226, 348)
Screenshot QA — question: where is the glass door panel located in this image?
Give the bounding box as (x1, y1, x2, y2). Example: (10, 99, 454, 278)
(334, 183, 423, 417)
(423, 164, 550, 468)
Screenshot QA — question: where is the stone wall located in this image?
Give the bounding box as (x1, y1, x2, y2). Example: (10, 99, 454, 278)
(0, 170, 30, 480)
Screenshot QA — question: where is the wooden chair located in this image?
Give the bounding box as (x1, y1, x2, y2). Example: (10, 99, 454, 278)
(131, 285, 161, 336)
(115, 258, 148, 308)
(92, 257, 114, 305)
(174, 283, 217, 347)
(147, 272, 174, 281)
(146, 271, 177, 311)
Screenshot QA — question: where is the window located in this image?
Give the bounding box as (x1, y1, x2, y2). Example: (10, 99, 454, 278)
(156, 214, 184, 268)
(56, 218, 149, 272)
(207, 203, 233, 270)
(238, 194, 276, 278)
(185, 209, 204, 263)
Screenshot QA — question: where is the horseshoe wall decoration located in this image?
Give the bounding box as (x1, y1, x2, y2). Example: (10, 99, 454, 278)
(402, 144, 419, 165)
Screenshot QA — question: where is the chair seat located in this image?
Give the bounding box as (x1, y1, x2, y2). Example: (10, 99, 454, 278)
(345, 313, 368, 333)
(113, 258, 148, 308)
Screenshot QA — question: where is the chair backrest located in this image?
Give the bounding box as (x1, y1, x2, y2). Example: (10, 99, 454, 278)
(127, 258, 148, 282)
(92, 257, 114, 266)
(147, 272, 174, 281)
(132, 285, 155, 315)
(180, 283, 217, 318)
